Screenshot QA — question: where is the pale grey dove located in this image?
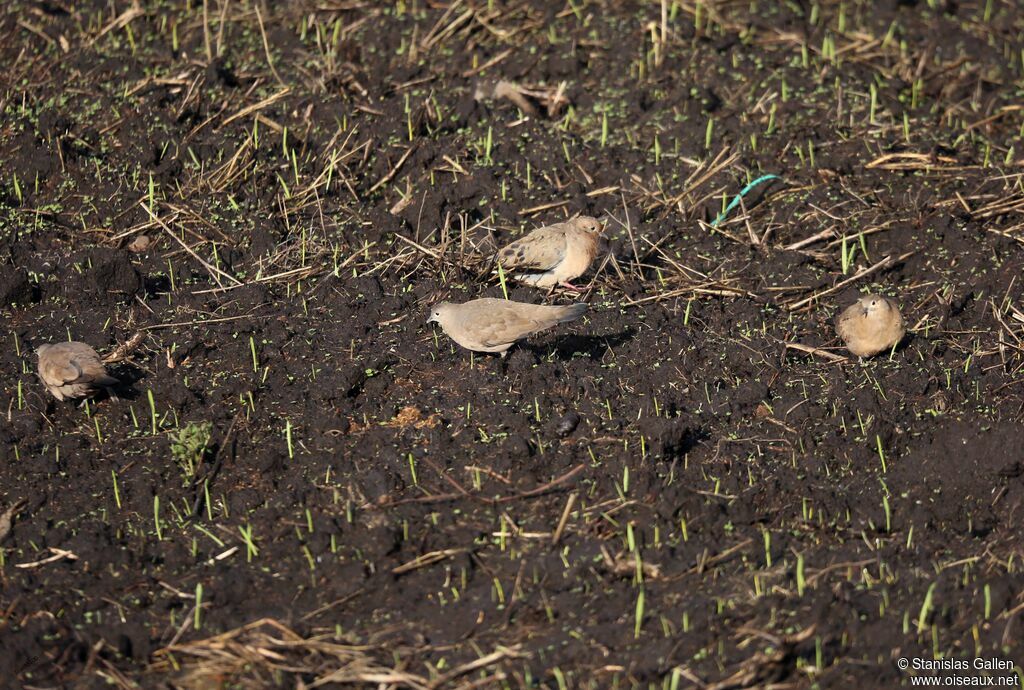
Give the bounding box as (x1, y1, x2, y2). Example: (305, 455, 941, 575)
(37, 341, 119, 401)
(474, 79, 538, 117)
(427, 298, 588, 354)
(496, 216, 604, 290)
(835, 294, 905, 358)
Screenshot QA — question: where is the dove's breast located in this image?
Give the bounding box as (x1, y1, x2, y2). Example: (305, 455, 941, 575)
(551, 232, 597, 283)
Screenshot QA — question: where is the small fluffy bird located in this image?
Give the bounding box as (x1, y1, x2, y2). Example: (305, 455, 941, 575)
(496, 216, 604, 290)
(835, 294, 905, 358)
(37, 341, 119, 401)
(427, 298, 588, 354)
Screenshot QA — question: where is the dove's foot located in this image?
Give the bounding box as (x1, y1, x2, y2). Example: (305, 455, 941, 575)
(558, 281, 584, 292)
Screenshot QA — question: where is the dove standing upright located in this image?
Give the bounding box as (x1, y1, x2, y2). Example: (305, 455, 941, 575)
(835, 294, 905, 358)
(427, 298, 588, 354)
(37, 341, 119, 401)
(496, 216, 604, 290)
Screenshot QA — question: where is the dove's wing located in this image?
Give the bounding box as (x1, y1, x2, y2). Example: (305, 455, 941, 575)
(74, 359, 119, 386)
(497, 227, 567, 271)
(57, 343, 118, 386)
(45, 357, 86, 385)
(473, 303, 582, 347)
(470, 305, 538, 348)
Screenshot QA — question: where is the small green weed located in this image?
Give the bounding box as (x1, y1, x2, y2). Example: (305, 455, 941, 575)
(170, 421, 213, 481)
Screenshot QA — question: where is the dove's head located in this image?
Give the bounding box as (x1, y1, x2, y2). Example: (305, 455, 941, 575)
(427, 302, 454, 326)
(35, 343, 53, 358)
(857, 294, 892, 318)
(574, 216, 604, 237)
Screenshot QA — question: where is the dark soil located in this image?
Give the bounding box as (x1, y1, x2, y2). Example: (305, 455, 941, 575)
(2, 1, 1024, 688)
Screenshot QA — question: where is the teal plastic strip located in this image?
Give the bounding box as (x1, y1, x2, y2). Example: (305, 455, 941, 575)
(711, 174, 782, 227)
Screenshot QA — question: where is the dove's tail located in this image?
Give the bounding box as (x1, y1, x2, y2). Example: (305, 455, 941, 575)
(554, 303, 588, 323)
(511, 271, 554, 287)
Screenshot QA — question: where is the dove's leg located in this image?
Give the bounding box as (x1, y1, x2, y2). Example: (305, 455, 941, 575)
(558, 281, 584, 292)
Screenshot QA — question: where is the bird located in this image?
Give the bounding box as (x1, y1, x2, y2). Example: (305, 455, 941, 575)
(36, 341, 119, 401)
(427, 298, 588, 355)
(474, 79, 538, 117)
(495, 216, 604, 290)
(835, 294, 905, 358)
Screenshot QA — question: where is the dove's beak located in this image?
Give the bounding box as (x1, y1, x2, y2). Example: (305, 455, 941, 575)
(426, 315, 437, 325)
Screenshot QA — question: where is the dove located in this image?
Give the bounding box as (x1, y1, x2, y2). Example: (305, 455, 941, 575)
(474, 79, 538, 117)
(427, 298, 588, 354)
(496, 216, 604, 290)
(37, 341, 119, 401)
(835, 294, 905, 358)
(126, 234, 153, 253)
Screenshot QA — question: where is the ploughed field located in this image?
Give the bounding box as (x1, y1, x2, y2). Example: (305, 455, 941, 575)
(1, 1, 1023, 688)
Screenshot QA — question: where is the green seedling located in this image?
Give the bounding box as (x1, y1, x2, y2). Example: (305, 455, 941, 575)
(170, 421, 213, 481)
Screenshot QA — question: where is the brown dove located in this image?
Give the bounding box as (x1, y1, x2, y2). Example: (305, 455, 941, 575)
(474, 79, 538, 117)
(496, 216, 604, 290)
(427, 298, 588, 354)
(835, 294, 905, 358)
(37, 341, 119, 401)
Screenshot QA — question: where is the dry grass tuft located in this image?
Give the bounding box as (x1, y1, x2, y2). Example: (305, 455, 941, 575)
(149, 618, 423, 689)
(148, 618, 523, 689)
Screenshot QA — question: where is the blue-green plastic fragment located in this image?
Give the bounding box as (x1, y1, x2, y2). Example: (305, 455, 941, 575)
(711, 174, 782, 227)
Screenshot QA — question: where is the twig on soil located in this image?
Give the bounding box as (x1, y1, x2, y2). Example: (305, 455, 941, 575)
(375, 491, 465, 508)
(142, 315, 257, 330)
(495, 463, 586, 504)
(784, 342, 849, 363)
(551, 492, 578, 545)
(368, 144, 416, 194)
(102, 331, 146, 364)
(692, 538, 753, 575)
(392, 549, 467, 575)
(142, 205, 242, 289)
(164, 603, 197, 649)
(425, 646, 524, 690)
(16, 547, 78, 569)
(376, 463, 585, 509)
(95, 651, 143, 690)
(783, 227, 836, 251)
(805, 559, 877, 587)
(600, 545, 663, 580)
(220, 88, 291, 128)
(866, 152, 958, 170)
(253, 4, 286, 87)
(462, 47, 513, 77)
(91, 2, 144, 44)
(519, 199, 570, 216)
(418, 455, 480, 502)
(822, 220, 900, 249)
(393, 232, 443, 260)
(0, 499, 27, 543)
(299, 588, 368, 622)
